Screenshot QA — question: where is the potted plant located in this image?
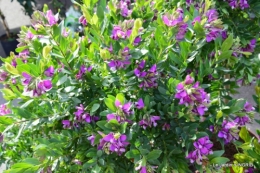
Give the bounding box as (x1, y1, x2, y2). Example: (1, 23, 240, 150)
(0, 0, 259, 172)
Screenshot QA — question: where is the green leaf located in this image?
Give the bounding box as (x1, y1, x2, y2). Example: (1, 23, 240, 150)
(146, 149, 162, 161)
(13, 108, 36, 119)
(221, 34, 233, 52)
(207, 150, 225, 160)
(20, 100, 34, 109)
(216, 110, 223, 120)
(22, 158, 40, 165)
(0, 116, 14, 125)
(144, 95, 150, 109)
(83, 158, 97, 169)
(194, 22, 205, 38)
(56, 75, 68, 86)
(239, 126, 251, 143)
(210, 157, 229, 164)
(104, 98, 116, 111)
(42, 45, 52, 59)
(64, 86, 75, 93)
(1, 88, 16, 100)
(116, 93, 125, 104)
(125, 149, 141, 160)
(129, 19, 142, 44)
(91, 103, 100, 113)
(5, 62, 19, 75)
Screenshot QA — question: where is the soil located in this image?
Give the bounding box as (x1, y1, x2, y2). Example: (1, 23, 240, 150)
(211, 137, 243, 163)
(0, 33, 18, 41)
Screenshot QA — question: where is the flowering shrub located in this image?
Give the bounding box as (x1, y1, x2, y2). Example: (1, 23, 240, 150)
(0, 0, 260, 172)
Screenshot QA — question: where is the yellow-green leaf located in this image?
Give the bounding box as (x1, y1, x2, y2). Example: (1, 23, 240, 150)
(5, 62, 19, 75)
(42, 45, 52, 59)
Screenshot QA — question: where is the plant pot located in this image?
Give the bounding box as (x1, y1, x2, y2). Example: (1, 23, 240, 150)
(0, 34, 18, 57)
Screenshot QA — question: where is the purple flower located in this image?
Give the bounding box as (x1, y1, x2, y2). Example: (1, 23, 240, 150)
(62, 29, 69, 37)
(19, 49, 30, 57)
(186, 136, 213, 164)
(135, 98, 144, 109)
(209, 125, 214, 132)
(0, 104, 11, 115)
(0, 71, 8, 82)
(115, 100, 134, 115)
(193, 136, 213, 155)
(62, 120, 71, 128)
(46, 10, 57, 26)
(74, 104, 85, 118)
(206, 9, 218, 23)
(26, 31, 34, 39)
(184, 75, 194, 85)
(176, 23, 188, 40)
(98, 132, 129, 155)
(22, 72, 32, 86)
(206, 27, 222, 42)
(139, 116, 160, 129)
(37, 80, 52, 92)
(192, 16, 201, 25)
(44, 66, 55, 77)
(234, 116, 250, 126)
(244, 101, 255, 112)
(87, 135, 95, 146)
(79, 15, 87, 26)
(111, 26, 126, 40)
(162, 123, 170, 130)
(239, 0, 249, 9)
(150, 116, 160, 127)
(134, 36, 141, 45)
(76, 65, 92, 80)
(175, 75, 210, 116)
(221, 31, 228, 40)
(107, 113, 121, 122)
(242, 39, 256, 53)
(218, 120, 239, 144)
(140, 167, 147, 173)
(162, 14, 183, 27)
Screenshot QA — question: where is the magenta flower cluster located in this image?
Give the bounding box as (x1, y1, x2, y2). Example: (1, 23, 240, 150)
(76, 65, 92, 80)
(162, 8, 188, 41)
(134, 60, 158, 89)
(224, 0, 249, 9)
(0, 104, 11, 116)
(118, 0, 132, 17)
(111, 20, 141, 45)
(175, 75, 210, 116)
(218, 119, 239, 144)
(108, 47, 131, 71)
(88, 132, 129, 155)
(62, 104, 99, 129)
(186, 136, 213, 164)
(22, 72, 53, 97)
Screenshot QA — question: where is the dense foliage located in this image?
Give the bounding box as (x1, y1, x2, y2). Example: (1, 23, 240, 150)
(0, 0, 260, 172)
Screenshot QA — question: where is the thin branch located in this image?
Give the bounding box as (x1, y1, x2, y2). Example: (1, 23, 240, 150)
(0, 8, 10, 38)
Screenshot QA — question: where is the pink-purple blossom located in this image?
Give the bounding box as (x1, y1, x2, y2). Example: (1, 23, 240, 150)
(139, 116, 161, 129)
(62, 120, 71, 128)
(98, 132, 129, 155)
(76, 65, 92, 80)
(79, 15, 87, 26)
(0, 104, 11, 115)
(44, 66, 55, 77)
(175, 75, 210, 116)
(186, 136, 213, 164)
(22, 72, 32, 86)
(218, 120, 239, 144)
(46, 10, 58, 26)
(135, 98, 144, 109)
